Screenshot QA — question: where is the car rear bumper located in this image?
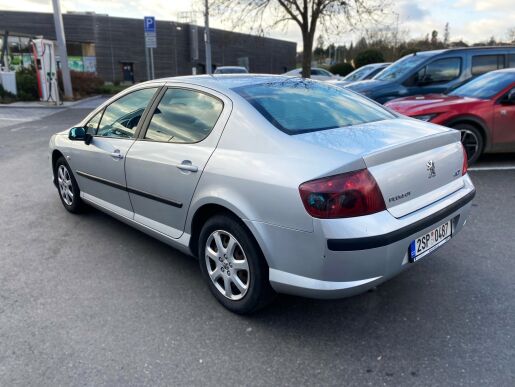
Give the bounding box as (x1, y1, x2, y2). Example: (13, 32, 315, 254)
(247, 175, 475, 299)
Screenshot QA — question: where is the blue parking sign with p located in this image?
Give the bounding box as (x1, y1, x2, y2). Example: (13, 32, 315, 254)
(144, 16, 156, 33)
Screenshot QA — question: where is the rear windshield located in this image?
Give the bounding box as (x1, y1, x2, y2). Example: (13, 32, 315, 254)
(232, 80, 394, 134)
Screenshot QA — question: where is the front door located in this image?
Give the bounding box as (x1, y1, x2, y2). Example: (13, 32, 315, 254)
(125, 86, 230, 238)
(493, 87, 515, 149)
(69, 87, 160, 216)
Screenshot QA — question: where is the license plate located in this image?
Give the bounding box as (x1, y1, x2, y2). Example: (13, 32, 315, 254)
(409, 220, 452, 262)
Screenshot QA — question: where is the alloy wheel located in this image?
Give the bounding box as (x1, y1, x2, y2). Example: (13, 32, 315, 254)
(205, 230, 250, 300)
(57, 164, 74, 206)
(460, 129, 480, 162)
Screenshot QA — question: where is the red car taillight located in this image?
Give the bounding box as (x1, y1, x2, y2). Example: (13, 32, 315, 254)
(462, 144, 468, 175)
(299, 169, 386, 219)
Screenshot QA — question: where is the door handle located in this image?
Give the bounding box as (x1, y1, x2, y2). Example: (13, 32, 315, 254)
(110, 149, 124, 160)
(176, 161, 198, 173)
(500, 110, 507, 116)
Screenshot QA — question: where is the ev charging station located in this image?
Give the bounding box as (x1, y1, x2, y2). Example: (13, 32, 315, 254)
(31, 38, 60, 104)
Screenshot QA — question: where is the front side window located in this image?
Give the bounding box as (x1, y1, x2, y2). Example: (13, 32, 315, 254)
(144, 88, 224, 143)
(417, 57, 461, 84)
(96, 87, 158, 138)
(233, 79, 394, 135)
(472, 55, 505, 76)
(85, 110, 102, 134)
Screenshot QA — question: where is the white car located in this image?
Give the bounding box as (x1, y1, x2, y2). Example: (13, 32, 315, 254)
(284, 67, 339, 81)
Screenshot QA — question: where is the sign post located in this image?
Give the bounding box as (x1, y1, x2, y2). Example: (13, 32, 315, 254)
(144, 16, 157, 80)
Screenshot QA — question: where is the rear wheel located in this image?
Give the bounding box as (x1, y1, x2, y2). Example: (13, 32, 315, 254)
(198, 214, 274, 314)
(452, 123, 484, 164)
(55, 156, 83, 213)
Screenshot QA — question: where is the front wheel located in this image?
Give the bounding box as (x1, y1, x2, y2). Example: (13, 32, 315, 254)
(198, 214, 275, 314)
(55, 156, 83, 213)
(452, 123, 484, 164)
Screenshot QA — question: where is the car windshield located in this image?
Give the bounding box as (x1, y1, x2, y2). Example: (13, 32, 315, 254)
(232, 79, 395, 135)
(217, 68, 247, 74)
(344, 66, 374, 82)
(374, 54, 429, 81)
(449, 72, 515, 99)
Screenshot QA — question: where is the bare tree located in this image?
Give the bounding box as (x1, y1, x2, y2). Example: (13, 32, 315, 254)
(210, 0, 389, 78)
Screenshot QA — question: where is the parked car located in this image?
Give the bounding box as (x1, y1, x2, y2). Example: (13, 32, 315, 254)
(214, 66, 248, 74)
(332, 62, 391, 86)
(346, 46, 515, 104)
(50, 75, 475, 314)
(284, 67, 339, 81)
(385, 69, 515, 163)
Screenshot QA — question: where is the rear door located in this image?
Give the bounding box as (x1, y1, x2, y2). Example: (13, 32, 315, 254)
(124, 85, 232, 238)
(69, 86, 160, 215)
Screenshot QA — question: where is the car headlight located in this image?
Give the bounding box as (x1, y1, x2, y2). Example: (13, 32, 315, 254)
(412, 114, 438, 122)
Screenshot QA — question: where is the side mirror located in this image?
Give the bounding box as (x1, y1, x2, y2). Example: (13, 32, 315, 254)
(69, 126, 86, 141)
(502, 89, 515, 105)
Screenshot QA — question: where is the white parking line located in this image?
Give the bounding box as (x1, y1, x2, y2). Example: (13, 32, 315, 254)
(469, 166, 515, 171)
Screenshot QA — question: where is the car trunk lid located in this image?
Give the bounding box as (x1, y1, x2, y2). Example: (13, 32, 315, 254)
(295, 118, 464, 218)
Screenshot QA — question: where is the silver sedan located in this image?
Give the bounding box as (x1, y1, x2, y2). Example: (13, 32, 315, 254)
(49, 75, 475, 314)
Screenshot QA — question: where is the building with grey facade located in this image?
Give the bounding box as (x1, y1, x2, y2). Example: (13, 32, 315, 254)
(0, 11, 296, 83)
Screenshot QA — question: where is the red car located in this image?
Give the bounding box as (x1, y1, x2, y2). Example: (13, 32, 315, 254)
(385, 69, 515, 163)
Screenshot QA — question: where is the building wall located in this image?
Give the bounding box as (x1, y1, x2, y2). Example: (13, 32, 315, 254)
(0, 11, 297, 82)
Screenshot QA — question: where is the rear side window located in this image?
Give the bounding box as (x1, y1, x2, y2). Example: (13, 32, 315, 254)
(472, 55, 505, 75)
(233, 80, 394, 135)
(508, 54, 515, 68)
(144, 88, 223, 143)
(418, 57, 461, 84)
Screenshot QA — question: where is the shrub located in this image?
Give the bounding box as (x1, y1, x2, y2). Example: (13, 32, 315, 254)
(0, 84, 17, 103)
(329, 62, 354, 76)
(58, 70, 104, 98)
(16, 66, 39, 101)
(354, 49, 385, 68)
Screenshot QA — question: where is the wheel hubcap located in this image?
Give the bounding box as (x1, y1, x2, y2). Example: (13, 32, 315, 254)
(57, 165, 74, 206)
(205, 230, 250, 300)
(460, 129, 479, 161)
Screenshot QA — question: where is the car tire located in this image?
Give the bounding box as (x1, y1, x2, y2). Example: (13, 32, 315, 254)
(55, 156, 84, 213)
(452, 123, 484, 164)
(198, 214, 275, 314)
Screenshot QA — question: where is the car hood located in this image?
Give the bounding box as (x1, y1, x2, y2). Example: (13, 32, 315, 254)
(345, 79, 390, 93)
(385, 94, 481, 115)
(295, 117, 449, 157)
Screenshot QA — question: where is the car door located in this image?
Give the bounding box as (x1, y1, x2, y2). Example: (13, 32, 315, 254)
(493, 87, 515, 149)
(69, 86, 161, 216)
(124, 85, 231, 238)
(406, 57, 462, 96)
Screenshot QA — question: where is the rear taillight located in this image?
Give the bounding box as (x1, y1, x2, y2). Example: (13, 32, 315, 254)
(299, 169, 386, 219)
(462, 144, 468, 175)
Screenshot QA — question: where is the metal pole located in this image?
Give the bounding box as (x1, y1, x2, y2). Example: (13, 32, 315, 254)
(51, 0, 73, 98)
(150, 48, 155, 79)
(145, 47, 150, 80)
(204, 0, 212, 74)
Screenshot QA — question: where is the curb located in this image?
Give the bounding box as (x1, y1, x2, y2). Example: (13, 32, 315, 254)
(0, 95, 105, 109)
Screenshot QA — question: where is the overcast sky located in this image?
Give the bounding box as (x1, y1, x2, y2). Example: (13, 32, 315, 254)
(1, 0, 514, 49)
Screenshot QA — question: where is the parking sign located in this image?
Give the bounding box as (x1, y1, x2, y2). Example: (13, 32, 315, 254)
(144, 16, 155, 33)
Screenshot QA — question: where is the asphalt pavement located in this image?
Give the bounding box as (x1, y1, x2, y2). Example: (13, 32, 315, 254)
(0, 100, 514, 386)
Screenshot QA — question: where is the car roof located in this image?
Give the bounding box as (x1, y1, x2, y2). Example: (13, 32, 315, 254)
(407, 46, 515, 58)
(151, 74, 298, 92)
(216, 66, 246, 69)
